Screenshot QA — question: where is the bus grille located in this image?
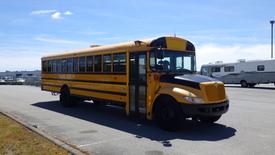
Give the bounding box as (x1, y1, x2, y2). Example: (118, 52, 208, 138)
(203, 83, 226, 102)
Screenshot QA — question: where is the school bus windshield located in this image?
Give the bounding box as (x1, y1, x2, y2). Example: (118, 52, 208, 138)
(150, 50, 196, 73)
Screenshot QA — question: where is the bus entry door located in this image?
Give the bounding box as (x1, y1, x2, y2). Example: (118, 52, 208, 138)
(129, 52, 147, 116)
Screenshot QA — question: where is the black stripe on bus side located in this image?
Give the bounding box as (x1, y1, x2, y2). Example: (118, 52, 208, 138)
(70, 87, 127, 96)
(42, 83, 61, 88)
(42, 72, 126, 75)
(42, 78, 127, 85)
(42, 84, 127, 96)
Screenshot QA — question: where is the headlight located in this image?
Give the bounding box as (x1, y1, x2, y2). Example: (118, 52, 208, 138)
(184, 96, 204, 104)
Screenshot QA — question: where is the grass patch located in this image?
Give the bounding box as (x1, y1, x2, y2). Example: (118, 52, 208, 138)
(0, 113, 70, 155)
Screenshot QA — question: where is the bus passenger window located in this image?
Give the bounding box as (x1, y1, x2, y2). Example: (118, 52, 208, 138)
(61, 59, 67, 73)
(42, 61, 48, 72)
(79, 57, 86, 72)
(57, 60, 62, 73)
(103, 54, 112, 72)
(52, 60, 57, 73)
(94, 55, 102, 72)
(113, 53, 126, 72)
(73, 57, 79, 73)
(48, 60, 52, 73)
(67, 58, 73, 73)
(86, 56, 93, 72)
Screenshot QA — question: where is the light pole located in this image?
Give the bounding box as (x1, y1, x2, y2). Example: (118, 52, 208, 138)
(271, 20, 275, 59)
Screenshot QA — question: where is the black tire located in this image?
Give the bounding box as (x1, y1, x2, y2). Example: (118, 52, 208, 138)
(241, 80, 248, 88)
(198, 115, 221, 123)
(60, 87, 75, 107)
(248, 83, 256, 87)
(154, 97, 182, 131)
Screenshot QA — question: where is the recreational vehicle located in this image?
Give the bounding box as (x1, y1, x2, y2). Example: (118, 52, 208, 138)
(200, 59, 275, 87)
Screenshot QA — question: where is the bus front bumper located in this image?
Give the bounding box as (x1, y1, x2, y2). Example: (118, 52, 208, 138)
(180, 100, 229, 117)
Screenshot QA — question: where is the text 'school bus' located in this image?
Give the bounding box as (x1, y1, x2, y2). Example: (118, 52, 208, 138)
(41, 36, 229, 130)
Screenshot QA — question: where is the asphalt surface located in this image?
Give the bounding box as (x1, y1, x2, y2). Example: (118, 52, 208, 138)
(0, 84, 275, 155)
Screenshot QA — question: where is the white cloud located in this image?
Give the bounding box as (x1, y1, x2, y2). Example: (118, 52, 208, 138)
(64, 11, 73, 15)
(34, 36, 88, 45)
(196, 43, 271, 70)
(30, 10, 56, 15)
(51, 12, 62, 20)
(30, 10, 73, 20)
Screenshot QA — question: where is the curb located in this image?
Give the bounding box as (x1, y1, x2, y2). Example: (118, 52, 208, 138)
(0, 111, 88, 155)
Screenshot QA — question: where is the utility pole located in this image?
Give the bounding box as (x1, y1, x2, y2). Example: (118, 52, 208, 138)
(271, 20, 275, 59)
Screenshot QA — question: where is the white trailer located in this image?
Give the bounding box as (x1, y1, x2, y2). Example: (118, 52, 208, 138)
(200, 59, 275, 87)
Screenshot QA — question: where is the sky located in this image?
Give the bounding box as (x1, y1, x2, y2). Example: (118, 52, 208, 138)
(0, 0, 274, 71)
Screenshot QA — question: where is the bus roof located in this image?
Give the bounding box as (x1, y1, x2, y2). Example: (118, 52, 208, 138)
(42, 36, 195, 60)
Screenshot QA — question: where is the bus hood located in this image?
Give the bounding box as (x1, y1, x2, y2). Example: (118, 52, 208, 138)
(159, 74, 220, 89)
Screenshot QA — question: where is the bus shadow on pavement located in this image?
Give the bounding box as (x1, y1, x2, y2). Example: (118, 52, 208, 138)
(32, 101, 236, 146)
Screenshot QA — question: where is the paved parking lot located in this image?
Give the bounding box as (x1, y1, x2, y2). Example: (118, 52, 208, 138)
(0, 85, 275, 155)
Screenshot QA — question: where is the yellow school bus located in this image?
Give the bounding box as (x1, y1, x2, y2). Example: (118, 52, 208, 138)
(41, 36, 229, 130)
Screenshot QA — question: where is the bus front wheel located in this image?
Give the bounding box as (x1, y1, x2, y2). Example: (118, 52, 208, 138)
(154, 97, 181, 131)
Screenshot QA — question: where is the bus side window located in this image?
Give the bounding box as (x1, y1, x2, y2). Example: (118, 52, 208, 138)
(79, 57, 86, 72)
(94, 55, 102, 72)
(42, 61, 48, 72)
(113, 53, 126, 72)
(48, 60, 52, 73)
(103, 54, 112, 72)
(86, 56, 93, 72)
(52, 60, 57, 73)
(73, 57, 79, 73)
(67, 58, 73, 73)
(57, 60, 62, 73)
(61, 59, 67, 73)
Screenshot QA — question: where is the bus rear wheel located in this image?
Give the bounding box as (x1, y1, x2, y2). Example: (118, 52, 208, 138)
(60, 87, 75, 107)
(154, 97, 181, 131)
(198, 115, 221, 123)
